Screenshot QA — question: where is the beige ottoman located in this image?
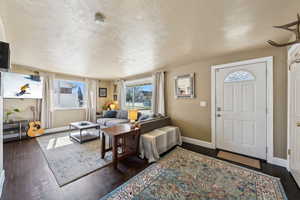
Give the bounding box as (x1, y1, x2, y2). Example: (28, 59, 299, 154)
(139, 126, 182, 163)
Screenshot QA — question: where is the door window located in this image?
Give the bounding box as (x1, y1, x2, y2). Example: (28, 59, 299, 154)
(224, 71, 255, 83)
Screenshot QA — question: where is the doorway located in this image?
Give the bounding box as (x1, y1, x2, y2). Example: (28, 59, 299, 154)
(211, 57, 273, 161)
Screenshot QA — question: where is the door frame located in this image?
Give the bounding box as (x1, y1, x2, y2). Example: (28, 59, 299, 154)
(211, 56, 273, 162)
(287, 43, 300, 173)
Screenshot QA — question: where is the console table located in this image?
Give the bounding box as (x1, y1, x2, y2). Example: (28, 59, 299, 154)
(101, 124, 140, 169)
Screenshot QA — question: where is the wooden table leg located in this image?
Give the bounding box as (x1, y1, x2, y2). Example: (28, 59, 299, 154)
(112, 136, 118, 169)
(135, 129, 141, 156)
(101, 132, 106, 159)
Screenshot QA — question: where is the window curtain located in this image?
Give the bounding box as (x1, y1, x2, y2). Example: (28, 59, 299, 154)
(117, 80, 126, 110)
(152, 71, 165, 115)
(40, 73, 55, 129)
(85, 78, 98, 122)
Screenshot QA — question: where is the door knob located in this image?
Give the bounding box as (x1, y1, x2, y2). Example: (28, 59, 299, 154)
(297, 122, 300, 127)
(217, 114, 221, 117)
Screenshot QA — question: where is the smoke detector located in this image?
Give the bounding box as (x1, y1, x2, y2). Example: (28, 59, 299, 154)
(95, 12, 105, 24)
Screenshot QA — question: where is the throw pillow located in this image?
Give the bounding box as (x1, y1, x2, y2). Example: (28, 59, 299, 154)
(103, 110, 117, 118)
(116, 110, 128, 119)
(138, 114, 149, 121)
(137, 112, 142, 120)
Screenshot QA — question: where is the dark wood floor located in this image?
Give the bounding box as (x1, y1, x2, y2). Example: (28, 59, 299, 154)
(1, 139, 300, 200)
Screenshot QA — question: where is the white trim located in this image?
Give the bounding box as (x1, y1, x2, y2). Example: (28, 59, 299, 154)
(125, 77, 153, 87)
(269, 157, 288, 168)
(266, 57, 274, 163)
(54, 107, 87, 111)
(211, 56, 274, 163)
(287, 44, 300, 172)
(211, 67, 216, 149)
(212, 57, 273, 69)
(0, 170, 5, 197)
(290, 169, 300, 187)
(182, 136, 215, 149)
(181, 137, 288, 168)
(44, 126, 70, 134)
(287, 48, 292, 171)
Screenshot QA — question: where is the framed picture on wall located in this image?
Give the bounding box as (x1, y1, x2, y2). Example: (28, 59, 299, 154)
(113, 84, 117, 93)
(113, 94, 118, 101)
(99, 88, 107, 97)
(174, 73, 195, 98)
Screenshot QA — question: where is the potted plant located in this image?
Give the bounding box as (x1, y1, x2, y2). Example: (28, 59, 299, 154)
(5, 108, 21, 123)
(102, 104, 109, 111)
(101, 105, 108, 116)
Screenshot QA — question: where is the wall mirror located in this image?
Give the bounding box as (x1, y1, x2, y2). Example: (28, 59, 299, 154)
(174, 73, 195, 98)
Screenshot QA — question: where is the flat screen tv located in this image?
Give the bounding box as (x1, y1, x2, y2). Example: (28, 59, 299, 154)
(3, 72, 43, 99)
(0, 41, 10, 70)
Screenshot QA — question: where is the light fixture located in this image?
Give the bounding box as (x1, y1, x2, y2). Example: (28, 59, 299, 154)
(109, 103, 116, 110)
(95, 12, 105, 24)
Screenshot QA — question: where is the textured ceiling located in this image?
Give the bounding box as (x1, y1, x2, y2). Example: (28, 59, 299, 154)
(1, 0, 299, 79)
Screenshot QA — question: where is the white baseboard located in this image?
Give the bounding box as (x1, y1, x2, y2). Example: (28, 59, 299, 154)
(0, 170, 5, 197)
(290, 169, 300, 187)
(182, 136, 215, 149)
(44, 126, 70, 134)
(182, 136, 288, 168)
(269, 157, 288, 168)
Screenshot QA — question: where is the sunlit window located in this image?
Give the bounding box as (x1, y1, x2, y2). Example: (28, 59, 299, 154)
(54, 79, 87, 109)
(125, 83, 153, 110)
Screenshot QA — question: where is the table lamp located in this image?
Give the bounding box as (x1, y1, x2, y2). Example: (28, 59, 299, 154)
(128, 109, 138, 123)
(113, 101, 119, 110)
(110, 103, 116, 110)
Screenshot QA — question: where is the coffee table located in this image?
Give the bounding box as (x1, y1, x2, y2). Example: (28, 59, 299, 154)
(69, 121, 100, 143)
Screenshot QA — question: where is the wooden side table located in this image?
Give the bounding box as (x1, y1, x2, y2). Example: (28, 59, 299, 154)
(101, 124, 140, 169)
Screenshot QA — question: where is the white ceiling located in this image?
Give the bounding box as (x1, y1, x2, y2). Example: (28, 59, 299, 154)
(1, 0, 299, 79)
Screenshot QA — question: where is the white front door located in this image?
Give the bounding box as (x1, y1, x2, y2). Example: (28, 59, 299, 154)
(289, 46, 300, 187)
(216, 62, 267, 159)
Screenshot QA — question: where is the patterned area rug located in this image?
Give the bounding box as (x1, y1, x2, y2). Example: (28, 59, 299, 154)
(101, 147, 287, 200)
(37, 131, 112, 186)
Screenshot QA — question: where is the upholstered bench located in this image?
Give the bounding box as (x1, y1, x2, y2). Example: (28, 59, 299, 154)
(139, 126, 182, 163)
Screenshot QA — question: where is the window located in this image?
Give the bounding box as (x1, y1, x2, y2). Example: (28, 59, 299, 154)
(54, 79, 87, 109)
(125, 82, 153, 110)
(224, 71, 255, 83)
